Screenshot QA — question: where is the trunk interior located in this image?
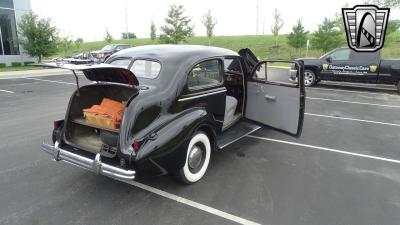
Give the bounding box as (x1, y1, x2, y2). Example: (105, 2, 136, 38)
(64, 84, 138, 157)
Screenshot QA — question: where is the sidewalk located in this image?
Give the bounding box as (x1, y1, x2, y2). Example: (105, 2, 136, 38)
(0, 68, 71, 80)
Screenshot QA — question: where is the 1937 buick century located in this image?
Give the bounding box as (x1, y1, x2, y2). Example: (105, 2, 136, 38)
(41, 45, 305, 184)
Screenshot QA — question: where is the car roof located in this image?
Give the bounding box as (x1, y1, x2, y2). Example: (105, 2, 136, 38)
(112, 45, 239, 64)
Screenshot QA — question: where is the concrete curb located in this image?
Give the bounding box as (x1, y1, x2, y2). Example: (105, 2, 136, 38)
(0, 69, 71, 80)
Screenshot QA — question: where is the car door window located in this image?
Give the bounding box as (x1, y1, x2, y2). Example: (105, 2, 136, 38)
(224, 58, 243, 75)
(188, 59, 222, 89)
(252, 62, 298, 87)
(350, 51, 377, 61)
(330, 49, 351, 61)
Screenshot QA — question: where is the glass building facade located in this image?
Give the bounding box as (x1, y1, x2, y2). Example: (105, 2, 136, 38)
(0, 0, 20, 55)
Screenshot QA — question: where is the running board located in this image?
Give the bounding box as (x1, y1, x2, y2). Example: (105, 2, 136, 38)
(216, 120, 261, 149)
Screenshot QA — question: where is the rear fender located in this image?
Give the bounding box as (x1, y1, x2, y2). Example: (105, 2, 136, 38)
(135, 108, 213, 171)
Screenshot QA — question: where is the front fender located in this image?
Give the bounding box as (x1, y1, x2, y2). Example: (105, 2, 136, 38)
(135, 108, 212, 172)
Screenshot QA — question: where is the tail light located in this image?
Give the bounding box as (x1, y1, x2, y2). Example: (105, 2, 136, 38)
(54, 120, 64, 129)
(132, 140, 140, 153)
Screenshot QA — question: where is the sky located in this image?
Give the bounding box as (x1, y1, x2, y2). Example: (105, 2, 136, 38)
(30, 0, 399, 41)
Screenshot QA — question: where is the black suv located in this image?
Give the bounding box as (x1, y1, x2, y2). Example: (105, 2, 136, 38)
(91, 44, 132, 62)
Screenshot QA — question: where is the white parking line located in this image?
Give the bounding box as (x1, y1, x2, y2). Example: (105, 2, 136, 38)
(308, 87, 397, 96)
(305, 113, 400, 127)
(24, 77, 75, 85)
(0, 89, 14, 94)
(307, 96, 400, 108)
(120, 180, 261, 225)
(247, 135, 400, 165)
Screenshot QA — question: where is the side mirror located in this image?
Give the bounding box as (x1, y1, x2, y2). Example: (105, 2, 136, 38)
(326, 56, 332, 63)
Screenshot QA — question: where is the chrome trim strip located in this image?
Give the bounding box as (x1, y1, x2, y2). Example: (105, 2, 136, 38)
(41, 142, 136, 180)
(218, 126, 262, 149)
(178, 89, 227, 102)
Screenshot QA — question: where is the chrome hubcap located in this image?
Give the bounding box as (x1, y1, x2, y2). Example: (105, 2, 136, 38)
(304, 72, 314, 85)
(188, 145, 203, 170)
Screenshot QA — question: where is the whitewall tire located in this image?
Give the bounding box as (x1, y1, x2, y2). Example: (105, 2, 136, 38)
(177, 132, 211, 184)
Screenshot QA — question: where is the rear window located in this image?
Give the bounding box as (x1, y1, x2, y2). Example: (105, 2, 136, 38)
(130, 60, 161, 79)
(110, 59, 131, 68)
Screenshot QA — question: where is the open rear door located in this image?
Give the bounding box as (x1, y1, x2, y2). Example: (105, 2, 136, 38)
(245, 60, 305, 136)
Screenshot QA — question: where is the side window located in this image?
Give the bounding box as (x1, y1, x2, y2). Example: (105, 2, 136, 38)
(253, 61, 298, 86)
(350, 51, 377, 61)
(188, 59, 222, 88)
(330, 49, 351, 61)
(110, 58, 132, 68)
(224, 58, 243, 74)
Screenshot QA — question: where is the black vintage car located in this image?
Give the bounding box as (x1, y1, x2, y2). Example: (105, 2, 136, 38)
(41, 45, 305, 184)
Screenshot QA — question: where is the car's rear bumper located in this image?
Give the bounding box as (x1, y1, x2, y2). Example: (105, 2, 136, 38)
(41, 142, 136, 180)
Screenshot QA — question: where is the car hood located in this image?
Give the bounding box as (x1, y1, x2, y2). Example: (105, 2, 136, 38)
(35, 63, 139, 86)
(296, 57, 321, 62)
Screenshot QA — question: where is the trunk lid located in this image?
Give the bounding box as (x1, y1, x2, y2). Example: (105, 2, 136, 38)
(35, 63, 139, 86)
(81, 65, 138, 85)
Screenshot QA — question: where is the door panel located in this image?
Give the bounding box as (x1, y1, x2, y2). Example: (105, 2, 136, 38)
(245, 60, 305, 136)
(321, 48, 379, 82)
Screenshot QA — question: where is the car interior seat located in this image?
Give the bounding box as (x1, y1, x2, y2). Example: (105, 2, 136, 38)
(223, 95, 238, 129)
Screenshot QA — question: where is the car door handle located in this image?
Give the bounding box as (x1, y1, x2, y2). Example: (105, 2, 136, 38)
(264, 94, 276, 101)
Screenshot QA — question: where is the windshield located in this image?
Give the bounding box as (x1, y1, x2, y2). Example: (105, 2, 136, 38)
(320, 49, 338, 59)
(101, 45, 115, 51)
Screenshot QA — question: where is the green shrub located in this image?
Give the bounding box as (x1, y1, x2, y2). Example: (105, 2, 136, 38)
(24, 61, 35, 66)
(0, 63, 6, 68)
(11, 62, 22, 67)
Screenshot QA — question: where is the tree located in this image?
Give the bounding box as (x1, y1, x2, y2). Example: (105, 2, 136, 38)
(271, 8, 284, 46)
(333, 3, 349, 33)
(287, 19, 309, 54)
(60, 36, 73, 56)
(18, 12, 58, 62)
(104, 29, 113, 43)
(312, 18, 342, 53)
(150, 21, 157, 40)
(202, 10, 217, 45)
(368, 0, 400, 8)
(75, 38, 83, 49)
(160, 4, 194, 44)
(121, 32, 137, 39)
(386, 20, 400, 35)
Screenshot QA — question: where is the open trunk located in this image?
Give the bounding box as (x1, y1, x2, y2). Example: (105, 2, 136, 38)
(64, 84, 138, 157)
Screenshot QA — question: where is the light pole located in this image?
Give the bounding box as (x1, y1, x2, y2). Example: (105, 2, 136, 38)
(125, 2, 129, 39)
(256, 0, 259, 35)
(0, 27, 4, 56)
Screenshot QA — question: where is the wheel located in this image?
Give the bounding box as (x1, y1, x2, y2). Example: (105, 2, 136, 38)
(176, 131, 211, 184)
(304, 70, 316, 87)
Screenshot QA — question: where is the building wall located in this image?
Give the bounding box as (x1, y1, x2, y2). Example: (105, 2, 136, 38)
(0, 0, 35, 66)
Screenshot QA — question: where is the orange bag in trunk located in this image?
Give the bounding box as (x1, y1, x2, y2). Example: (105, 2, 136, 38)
(83, 98, 126, 129)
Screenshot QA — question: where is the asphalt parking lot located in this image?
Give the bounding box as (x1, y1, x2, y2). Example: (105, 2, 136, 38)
(1, 72, 400, 225)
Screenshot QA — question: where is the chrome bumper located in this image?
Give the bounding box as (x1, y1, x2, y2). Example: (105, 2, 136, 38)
(41, 142, 135, 180)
